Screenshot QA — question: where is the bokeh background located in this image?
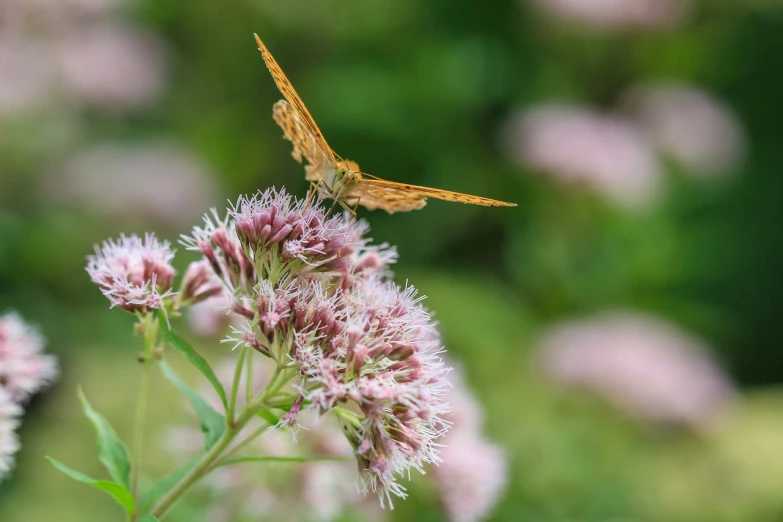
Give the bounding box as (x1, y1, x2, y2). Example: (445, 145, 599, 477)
(2, 0, 783, 520)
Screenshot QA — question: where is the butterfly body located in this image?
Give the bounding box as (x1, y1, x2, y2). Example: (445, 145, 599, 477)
(256, 34, 516, 214)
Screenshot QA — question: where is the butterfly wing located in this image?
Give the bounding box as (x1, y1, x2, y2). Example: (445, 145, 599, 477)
(273, 100, 332, 182)
(255, 34, 335, 167)
(343, 180, 429, 213)
(345, 178, 516, 214)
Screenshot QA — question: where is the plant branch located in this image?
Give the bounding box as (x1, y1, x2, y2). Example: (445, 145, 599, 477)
(226, 345, 248, 426)
(131, 314, 158, 519)
(148, 402, 268, 518)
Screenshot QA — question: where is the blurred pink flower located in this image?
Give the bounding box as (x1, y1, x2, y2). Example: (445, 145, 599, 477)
(3, 0, 123, 30)
(531, 0, 688, 30)
(437, 433, 507, 522)
(52, 142, 219, 228)
(504, 105, 662, 209)
(181, 260, 226, 305)
(56, 25, 166, 110)
(0, 312, 59, 403)
(182, 260, 238, 337)
(433, 368, 507, 522)
(0, 388, 22, 481)
(536, 311, 736, 427)
(186, 292, 238, 337)
(622, 84, 746, 178)
(0, 36, 54, 115)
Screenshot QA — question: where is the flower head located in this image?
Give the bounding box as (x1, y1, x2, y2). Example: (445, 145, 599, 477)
(0, 388, 22, 481)
(57, 25, 166, 110)
(621, 84, 746, 178)
(229, 189, 364, 274)
(86, 233, 176, 313)
(433, 367, 507, 522)
(532, 0, 689, 30)
(183, 188, 367, 295)
(504, 104, 662, 209)
(52, 142, 218, 228)
(536, 311, 736, 427)
(0, 312, 59, 402)
(185, 188, 452, 507)
(275, 277, 451, 507)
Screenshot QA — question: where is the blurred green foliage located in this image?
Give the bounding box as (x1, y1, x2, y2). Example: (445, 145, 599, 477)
(2, 0, 783, 520)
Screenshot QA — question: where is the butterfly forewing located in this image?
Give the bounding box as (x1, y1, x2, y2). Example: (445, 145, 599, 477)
(255, 34, 334, 165)
(343, 181, 428, 213)
(348, 179, 516, 213)
(273, 100, 332, 182)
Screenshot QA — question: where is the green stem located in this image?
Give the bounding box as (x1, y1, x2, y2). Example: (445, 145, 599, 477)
(149, 404, 264, 518)
(148, 352, 296, 518)
(245, 350, 253, 405)
(212, 421, 271, 468)
(131, 314, 158, 519)
(226, 346, 248, 426)
(263, 367, 293, 401)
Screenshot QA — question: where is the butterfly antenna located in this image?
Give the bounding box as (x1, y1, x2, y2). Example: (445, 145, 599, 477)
(359, 171, 383, 181)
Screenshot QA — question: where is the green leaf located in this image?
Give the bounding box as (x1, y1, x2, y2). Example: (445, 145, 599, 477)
(138, 516, 160, 522)
(77, 388, 132, 490)
(256, 408, 280, 425)
(139, 454, 200, 512)
(158, 310, 227, 408)
(215, 455, 351, 469)
(46, 457, 135, 516)
(159, 360, 226, 448)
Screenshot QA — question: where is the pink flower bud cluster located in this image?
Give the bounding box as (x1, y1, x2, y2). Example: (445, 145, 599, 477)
(295, 279, 451, 507)
(185, 188, 451, 506)
(184, 189, 366, 294)
(0, 312, 58, 481)
(231, 189, 359, 273)
(86, 233, 176, 313)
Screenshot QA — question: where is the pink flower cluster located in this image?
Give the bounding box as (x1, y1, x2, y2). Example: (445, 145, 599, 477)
(295, 278, 451, 507)
(536, 311, 736, 427)
(505, 105, 662, 208)
(0, 313, 59, 402)
(86, 233, 176, 313)
(504, 84, 745, 210)
(51, 142, 220, 229)
(0, 389, 22, 481)
(0, 0, 166, 115)
(530, 0, 689, 31)
(184, 188, 451, 506)
(0, 312, 58, 480)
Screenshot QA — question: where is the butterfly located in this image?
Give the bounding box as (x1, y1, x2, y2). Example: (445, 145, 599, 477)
(254, 34, 516, 214)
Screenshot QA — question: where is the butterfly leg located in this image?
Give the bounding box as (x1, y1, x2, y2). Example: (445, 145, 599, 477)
(327, 197, 340, 215)
(306, 179, 324, 208)
(341, 200, 357, 219)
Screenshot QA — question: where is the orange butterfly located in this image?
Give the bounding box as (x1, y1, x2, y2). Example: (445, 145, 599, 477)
(254, 34, 516, 214)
